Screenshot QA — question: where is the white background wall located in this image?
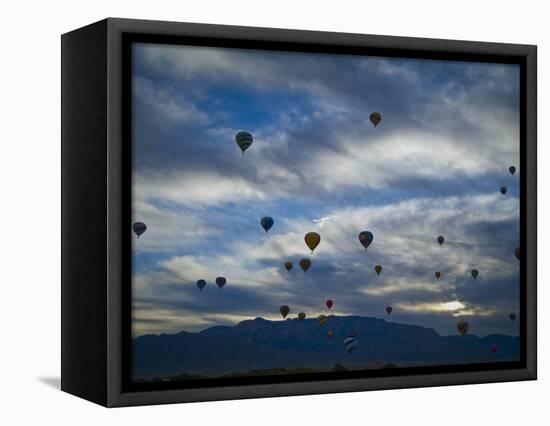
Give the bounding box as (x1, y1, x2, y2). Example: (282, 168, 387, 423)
(0, 0, 546, 424)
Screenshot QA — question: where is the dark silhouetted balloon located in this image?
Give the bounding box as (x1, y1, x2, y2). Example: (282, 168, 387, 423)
(509, 166, 516, 175)
(457, 320, 470, 336)
(358, 231, 374, 250)
(298, 312, 306, 320)
(344, 337, 357, 353)
(304, 232, 321, 253)
(284, 261, 293, 272)
(509, 313, 516, 321)
(375, 265, 382, 276)
(260, 216, 274, 233)
(437, 235, 445, 246)
(500, 186, 507, 195)
(196, 279, 206, 291)
(435, 271, 442, 280)
(299, 258, 312, 273)
(386, 306, 392, 315)
(369, 112, 382, 127)
(279, 305, 290, 319)
(235, 131, 253, 154)
(133, 222, 147, 238)
(471, 269, 479, 279)
(326, 299, 333, 310)
(514, 247, 520, 260)
(215, 277, 226, 288)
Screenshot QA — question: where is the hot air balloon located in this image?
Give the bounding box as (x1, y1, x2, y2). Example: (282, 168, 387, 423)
(196, 279, 206, 292)
(491, 345, 498, 353)
(280, 305, 290, 319)
(133, 222, 147, 238)
(369, 112, 382, 127)
(235, 131, 253, 154)
(457, 320, 469, 336)
(260, 216, 274, 233)
(435, 271, 442, 280)
(326, 299, 333, 310)
(375, 265, 383, 276)
(344, 337, 357, 353)
(509, 166, 516, 175)
(284, 261, 293, 272)
(514, 247, 520, 260)
(509, 313, 516, 322)
(318, 314, 328, 327)
(358, 231, 374, 250)
(304, 232, 321, 253)
(437, 235, 445, 246)
(471, 269, 479, 279)
(215, 277, 226, 288)
(327, 329, 334, 339)
(300, 258, 312, 273)
(500, 186, 507, 195)
(298, 312, 306, 321)
(386, 306, 392, 315)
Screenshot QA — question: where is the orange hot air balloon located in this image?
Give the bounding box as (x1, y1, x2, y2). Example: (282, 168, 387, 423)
(300, 258, 312, 273)
(457, 320, 470, 336)
(327, 329, 334, 339)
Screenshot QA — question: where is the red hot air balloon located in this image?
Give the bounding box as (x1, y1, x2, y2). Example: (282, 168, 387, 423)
(279, 305, 290, 319)
(491, 345, 498, 353)
(326, 300, 333, 310)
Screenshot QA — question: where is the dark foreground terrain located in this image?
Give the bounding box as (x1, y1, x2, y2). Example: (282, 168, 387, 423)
(133, 315, 519, 380)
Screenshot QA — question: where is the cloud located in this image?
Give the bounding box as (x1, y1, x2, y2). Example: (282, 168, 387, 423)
(130, 43, 521, 338)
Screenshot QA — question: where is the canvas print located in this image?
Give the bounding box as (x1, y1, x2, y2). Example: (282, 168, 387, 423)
(130, 42, 521, 383)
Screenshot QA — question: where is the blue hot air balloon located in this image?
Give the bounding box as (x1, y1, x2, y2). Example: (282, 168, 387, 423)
(133, 222, 147, 238)
(260, 216, 274, 233)
(196, 279, 206, 291)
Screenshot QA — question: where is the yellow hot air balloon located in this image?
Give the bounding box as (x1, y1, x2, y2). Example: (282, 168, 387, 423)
(304, 232, 321, 253)
(318, 314, 328, 327)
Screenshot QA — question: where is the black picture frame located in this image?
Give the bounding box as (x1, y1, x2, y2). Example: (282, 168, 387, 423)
(61, 17, 537, 407)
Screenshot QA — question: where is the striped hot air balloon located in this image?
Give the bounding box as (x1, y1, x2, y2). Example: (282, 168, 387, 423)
(344, 337, 357, 353)
(235, 131, 253, 154)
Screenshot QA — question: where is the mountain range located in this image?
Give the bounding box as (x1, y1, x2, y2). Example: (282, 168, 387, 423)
(132, 315, 520, 379)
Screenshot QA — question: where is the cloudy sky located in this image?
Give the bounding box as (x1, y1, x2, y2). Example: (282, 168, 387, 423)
(131, 42, 520, 338)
